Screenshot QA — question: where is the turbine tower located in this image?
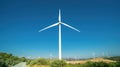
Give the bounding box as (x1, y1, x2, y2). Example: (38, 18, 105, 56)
(38, 9, 80, 60)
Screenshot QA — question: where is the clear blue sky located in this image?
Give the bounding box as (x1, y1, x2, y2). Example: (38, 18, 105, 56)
(0, 0, 120, 58)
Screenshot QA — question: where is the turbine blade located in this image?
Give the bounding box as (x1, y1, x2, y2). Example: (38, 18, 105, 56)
(58, 9, 61, 22)
(61, 22, 80, 32)
(38, 23, 59, 32)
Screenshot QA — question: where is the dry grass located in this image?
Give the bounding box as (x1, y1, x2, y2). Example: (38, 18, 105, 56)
(66, 58, 116, 64)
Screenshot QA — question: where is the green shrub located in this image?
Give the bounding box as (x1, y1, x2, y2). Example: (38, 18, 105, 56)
(36, 58, 49, 65)
(29, 58, 49, 66)
(29, 60, 37, 66)
(83, 61, 109, 67)
(0, 61, 8, 67)
(26, 59, 32, 65)
(66, 63, 83, 67)
(83, 61, 95, 67)
(94, 62, 109, 67)
(109, 62, 120, 67)
(50, 60, 66, 67)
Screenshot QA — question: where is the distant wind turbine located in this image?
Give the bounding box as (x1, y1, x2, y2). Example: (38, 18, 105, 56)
(38, 9, 80, 60)
(102, 52, 105, 58)
(92, 52, 96, 59)
(49, 53, 53, 59)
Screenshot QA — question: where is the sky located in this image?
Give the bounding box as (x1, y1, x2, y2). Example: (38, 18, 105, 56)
(0, 0, 120, 58)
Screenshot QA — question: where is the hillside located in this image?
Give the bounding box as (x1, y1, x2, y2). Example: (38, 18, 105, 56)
(106, 56, 120, 62)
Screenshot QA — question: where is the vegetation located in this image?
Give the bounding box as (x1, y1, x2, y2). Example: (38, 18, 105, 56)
(106, 56, 120, 62)
(0, 52, 28, 66)
(0, 52, 120, 67)
(66, 61, 120, 67)
(0, 61, 8, 67)
(83, 61, 109, 67)
(29, 58, 49, 67)
(50, 60, 66, 67)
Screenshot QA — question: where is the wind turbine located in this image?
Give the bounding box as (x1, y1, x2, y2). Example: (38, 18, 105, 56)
(92, 52, 96, 59)
(38, 9, 80, 60)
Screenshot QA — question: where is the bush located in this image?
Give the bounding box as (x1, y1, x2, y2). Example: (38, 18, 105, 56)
(50, 60, 66, 67)
(26, 59, 32, 65)
(83, 61, 109, 67)
(29, 58, 49, 66)
(83, 61, 95, 67)
(94, 62, 109, 67)
(66, 63, 83, 67)
(0, 61, 8, 67)
(36, 58, 49, 65)
(0, 52, 29, 66)
(109, 62, 120, 67)
(29, 60, 36, 66)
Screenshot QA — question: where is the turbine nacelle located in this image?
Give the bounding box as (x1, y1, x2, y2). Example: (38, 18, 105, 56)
(58, 22, 62, 25)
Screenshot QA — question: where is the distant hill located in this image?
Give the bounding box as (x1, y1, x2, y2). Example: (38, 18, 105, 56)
(105, 56, 120, 62)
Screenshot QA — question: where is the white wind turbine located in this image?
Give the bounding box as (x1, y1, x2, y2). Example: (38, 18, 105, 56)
(38, 9, 80, 60)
